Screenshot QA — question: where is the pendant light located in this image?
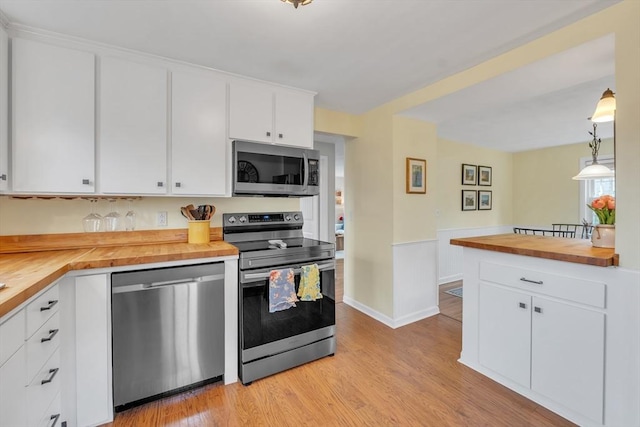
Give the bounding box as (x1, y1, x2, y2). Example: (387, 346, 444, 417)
(281, 0, 312, 8)
(591, 88, 616, 123)
(572, 122, 614, 180)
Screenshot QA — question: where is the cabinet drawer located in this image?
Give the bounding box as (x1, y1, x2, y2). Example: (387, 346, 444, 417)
(26, 284, 59, 338)
(480, 261, 606, 308)
(35, 392, 61, 427)
(0, 309, 25, 366)
(27, 349, 61, 427)
(26, 311, 60, 382)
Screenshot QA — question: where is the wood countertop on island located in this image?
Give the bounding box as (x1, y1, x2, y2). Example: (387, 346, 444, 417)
(450, 234, 618, 268)
(0, 229, 239, 318)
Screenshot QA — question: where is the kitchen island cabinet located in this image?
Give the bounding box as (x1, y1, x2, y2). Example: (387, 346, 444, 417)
(0, 26, 8, 192)
(451, 235, 639, 427)
(12, 38, 95, 194)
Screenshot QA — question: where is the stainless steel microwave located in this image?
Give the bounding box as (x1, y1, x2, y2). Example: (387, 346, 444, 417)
(232, 140, 320, 197)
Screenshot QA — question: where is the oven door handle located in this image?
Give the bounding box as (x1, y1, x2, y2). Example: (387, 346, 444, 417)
(242, 261, 335, 282)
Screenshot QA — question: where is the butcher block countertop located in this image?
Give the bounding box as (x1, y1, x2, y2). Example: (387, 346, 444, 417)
(0, 229, 239, 319)
(450, 234, 618, 268)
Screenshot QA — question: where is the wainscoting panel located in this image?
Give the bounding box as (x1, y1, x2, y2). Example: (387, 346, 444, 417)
(392, 239, 439, 328)
(437, 226, 512, 285)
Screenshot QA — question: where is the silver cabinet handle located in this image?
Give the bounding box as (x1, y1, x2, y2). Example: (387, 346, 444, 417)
(41, 329, 59, 343)
(0, 174, 6, 181)
(534, 306, 543, 314)
(278, 133, 283, 138)
(157, 181, 164, 187)
(40, 300, 58, 311)
(49, 414, 60, 427)
(41, 368, 59, 385)
(519, 302, 527, 309)
(175, 182, 181, 188)
(520, 277, 543, 285)
(82, 178, 90, 185)
(266, 131, 271, 137)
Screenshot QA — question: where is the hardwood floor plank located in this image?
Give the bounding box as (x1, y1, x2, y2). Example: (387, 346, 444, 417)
(105, 304, 575, 427)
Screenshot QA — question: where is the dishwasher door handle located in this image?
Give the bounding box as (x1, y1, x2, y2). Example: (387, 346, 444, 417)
(112, 274, 224, 294)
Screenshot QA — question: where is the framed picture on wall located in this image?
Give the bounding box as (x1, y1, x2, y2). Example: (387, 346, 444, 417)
(462, 190, 477, 211)
(462, 164, 477, 185)
(478, 190, 492, 210)
(478, 165, 492, 186)
(406, 157, 427, 194)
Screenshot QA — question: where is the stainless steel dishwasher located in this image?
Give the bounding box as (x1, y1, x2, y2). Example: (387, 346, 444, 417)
(111, 262, 225, 411)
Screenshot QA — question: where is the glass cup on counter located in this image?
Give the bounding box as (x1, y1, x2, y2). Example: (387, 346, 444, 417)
(83, 199, 103, 232)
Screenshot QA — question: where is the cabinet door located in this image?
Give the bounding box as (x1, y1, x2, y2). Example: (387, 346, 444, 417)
(171, 70, 227, 196)
(478, 283, 531, 387)
(274, 89, 314, 148)
(100, 57, 167, 194)
(75, 274, 113, 426)
(0, 346, 27, 427)
(13, 38, 95, 193)
(531, 297, 605, 424)
(229, 82, 273, 143)
(0, 27, 8, 192)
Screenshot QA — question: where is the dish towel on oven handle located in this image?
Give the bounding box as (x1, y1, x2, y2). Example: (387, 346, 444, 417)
(269, 268, 298, 313)
(297, 263, 323, 301)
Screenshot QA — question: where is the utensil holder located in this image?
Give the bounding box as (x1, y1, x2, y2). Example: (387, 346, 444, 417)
(188, 220, 210, 244)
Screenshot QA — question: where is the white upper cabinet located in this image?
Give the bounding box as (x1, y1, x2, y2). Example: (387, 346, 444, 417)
(229, 81, 314, 148)
(12, 38, 95, 193)
(171, 69, 227, 196)
(99, 57, 168, 194)
(0, 27, 8, 192)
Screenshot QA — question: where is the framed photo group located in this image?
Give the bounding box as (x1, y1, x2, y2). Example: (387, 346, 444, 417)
(461, 164, 492, 186)
(461, 163, 492, 211)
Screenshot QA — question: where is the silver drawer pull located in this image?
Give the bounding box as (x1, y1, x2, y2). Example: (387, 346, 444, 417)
(534, 306, 543, 314)
(519, 302, 527, 309)
(41, 368, 59, 385)
(40, 300, 58, 311)
(520, 277, 543, 285)
(49, 413, 60, 427)
(41, 329, 59, 343)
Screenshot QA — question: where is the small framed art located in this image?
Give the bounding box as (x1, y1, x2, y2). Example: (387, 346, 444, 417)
(478, 165, 492, 186)
(462, 164, 477, 185)
(406, 157, 427, 194)
(462, 190, 477, 211)
(478, 190, 492, 210)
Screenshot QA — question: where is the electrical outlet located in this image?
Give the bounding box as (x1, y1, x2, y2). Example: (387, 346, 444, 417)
(157, 211, 168, 227)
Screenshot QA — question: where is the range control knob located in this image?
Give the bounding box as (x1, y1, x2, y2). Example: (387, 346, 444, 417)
(285, 215, 291, 221)
(228, 216, 236, 224)
(293, 214, 301, 221)
(239, 216, 247, 223)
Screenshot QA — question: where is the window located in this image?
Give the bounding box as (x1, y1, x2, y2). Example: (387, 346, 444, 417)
(580, 154, 615, 224)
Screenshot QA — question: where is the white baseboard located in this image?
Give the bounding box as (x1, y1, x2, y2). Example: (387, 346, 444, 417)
(343, 297, 440, 329)
(439, 274, 463, 285)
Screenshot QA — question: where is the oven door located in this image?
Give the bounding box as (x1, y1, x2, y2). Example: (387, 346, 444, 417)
(239, 259, 335, 354)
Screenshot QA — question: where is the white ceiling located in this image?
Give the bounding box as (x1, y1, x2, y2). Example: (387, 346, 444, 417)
(0, 0, 620, 152)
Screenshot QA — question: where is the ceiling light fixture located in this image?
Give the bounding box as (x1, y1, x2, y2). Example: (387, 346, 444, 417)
(281, 0, 312, 9)
(572, 122, 614, 180)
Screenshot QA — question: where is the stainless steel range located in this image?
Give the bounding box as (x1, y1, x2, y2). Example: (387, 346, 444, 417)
(223, 211, 336, 385)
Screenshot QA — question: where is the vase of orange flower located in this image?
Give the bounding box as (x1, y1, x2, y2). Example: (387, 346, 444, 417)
(588, 195, 615, 248)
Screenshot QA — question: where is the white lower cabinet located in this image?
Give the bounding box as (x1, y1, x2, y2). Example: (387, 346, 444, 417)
(0, 282, 62, 427)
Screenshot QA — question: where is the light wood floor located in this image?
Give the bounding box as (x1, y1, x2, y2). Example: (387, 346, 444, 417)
(105, 304, 575, 427)
(439, 280, 463, 322)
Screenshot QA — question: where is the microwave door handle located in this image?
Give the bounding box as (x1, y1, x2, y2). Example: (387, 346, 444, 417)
(303, 152, 309, 190)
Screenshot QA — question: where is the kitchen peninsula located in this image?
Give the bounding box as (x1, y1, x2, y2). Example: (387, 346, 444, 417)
(450, 234, 637, 427)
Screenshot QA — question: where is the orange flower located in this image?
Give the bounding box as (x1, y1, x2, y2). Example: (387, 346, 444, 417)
(600, 195, 613, 202)
(592, 199, 606, 209)
(607, 199, 615, 210)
